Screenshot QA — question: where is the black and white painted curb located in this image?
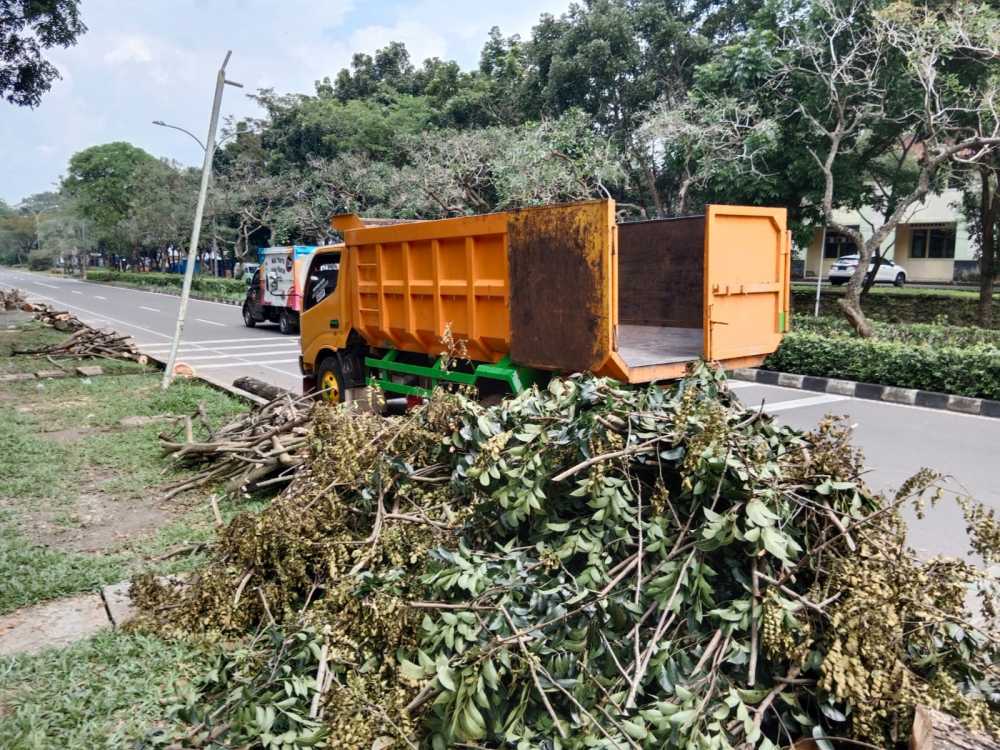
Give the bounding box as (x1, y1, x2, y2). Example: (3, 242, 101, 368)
(729, 368, 1000, 419)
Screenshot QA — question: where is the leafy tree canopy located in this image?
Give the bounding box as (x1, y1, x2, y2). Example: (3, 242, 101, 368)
(62, 142, 157, 250)
(0, 0, 86, 106)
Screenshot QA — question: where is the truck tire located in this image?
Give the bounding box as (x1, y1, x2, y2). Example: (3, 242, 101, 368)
(242, 305, 256, 327)
(279, 309, 295, 335)
(315, 356, 345, 404)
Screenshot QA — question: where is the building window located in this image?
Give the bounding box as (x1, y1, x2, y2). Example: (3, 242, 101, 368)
(823, 227, 860, 259)
(910, 225, 956, 259)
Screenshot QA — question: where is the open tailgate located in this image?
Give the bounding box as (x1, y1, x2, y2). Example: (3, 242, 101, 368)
(703, 205, 790, 361)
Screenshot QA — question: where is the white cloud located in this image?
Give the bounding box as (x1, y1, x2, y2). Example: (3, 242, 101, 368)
(350, 20, 449, 64)
(103, 36, 154, 65)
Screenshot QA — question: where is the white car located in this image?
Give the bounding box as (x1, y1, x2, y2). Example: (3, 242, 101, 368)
(828, 254, 907, 287)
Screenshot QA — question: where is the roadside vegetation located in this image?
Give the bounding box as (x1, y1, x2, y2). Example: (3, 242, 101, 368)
(85, 269, 245, 304)
(0, 315, 268, 746)
(767, 329, 1000, 400)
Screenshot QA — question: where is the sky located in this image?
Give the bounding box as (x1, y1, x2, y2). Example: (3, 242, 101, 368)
(0, 0, 572, 205)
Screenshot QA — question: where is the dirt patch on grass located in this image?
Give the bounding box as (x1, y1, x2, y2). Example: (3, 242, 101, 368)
(41, 426, 94, 444)
(16, 468, 176, 555)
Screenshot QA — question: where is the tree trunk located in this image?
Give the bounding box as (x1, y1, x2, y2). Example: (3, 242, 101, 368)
(838, 240, 875, 337)
(978, 165, 997, 328)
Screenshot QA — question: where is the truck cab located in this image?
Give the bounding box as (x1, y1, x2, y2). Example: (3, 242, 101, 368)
(299, 244, 366, 403)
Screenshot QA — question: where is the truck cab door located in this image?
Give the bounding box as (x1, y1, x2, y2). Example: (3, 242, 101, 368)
(300, 250, 347, 352)
(703, 205, 789, 362)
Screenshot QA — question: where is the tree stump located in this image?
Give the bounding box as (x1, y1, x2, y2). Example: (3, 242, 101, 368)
(911, 706, 1000, 750)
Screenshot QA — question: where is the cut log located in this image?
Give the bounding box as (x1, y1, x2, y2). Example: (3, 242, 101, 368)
(911, 706, 1000, 750)
(233, 376, 295, 402)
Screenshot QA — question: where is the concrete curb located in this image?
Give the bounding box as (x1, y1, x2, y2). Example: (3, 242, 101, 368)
(729, 368, 1000, 419)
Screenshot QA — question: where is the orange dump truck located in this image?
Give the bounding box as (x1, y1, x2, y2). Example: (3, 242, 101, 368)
(298, 199, 790, 402)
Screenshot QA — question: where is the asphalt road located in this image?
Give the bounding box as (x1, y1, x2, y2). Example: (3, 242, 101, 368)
(0, 267, 302, 392)
(2, 267, 997, 562)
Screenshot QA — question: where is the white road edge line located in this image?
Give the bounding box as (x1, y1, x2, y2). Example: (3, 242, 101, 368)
(139, 341, 302, 352)
(194, 358, 300, 370)
(0, 281, 171, 340)
(135, 337, 299, 347)
(763, 394, 850, 413)
(176, 350, 303, 362)
(10, 269, 242, 309)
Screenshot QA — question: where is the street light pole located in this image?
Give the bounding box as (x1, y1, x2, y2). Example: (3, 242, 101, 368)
(160, 51, 242, 390)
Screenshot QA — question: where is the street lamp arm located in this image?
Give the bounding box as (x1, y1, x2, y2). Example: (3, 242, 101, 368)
(152, 120, 206, 152)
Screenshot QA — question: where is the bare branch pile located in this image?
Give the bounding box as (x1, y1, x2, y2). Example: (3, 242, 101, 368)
(14, 323, 145, 361)
(158, 392, 312, 500)
(132, 367, 999, 750)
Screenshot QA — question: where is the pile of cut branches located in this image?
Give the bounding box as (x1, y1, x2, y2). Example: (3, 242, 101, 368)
(0, 287, 27, 310)
(159, 392, 312, 499)
(28, 301, 87, 332)
(133, 367, 999, 750)
(14, 325, 146, 361)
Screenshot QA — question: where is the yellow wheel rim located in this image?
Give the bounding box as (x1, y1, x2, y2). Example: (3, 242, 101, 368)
(320, 371, 340, 403)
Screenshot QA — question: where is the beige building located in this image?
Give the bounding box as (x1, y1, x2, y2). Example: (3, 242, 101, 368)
(803, 188, 976, 283)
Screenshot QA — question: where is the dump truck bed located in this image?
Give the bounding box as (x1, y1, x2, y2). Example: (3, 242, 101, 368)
(335, 199, 790, 383)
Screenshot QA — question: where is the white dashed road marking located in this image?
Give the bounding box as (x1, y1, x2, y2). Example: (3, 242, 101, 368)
(94, 295, 107, 300)
(195, 318, 227, 327)
(763, 394, 850, 413)
(36, 282, 59, 289)
(139, 305, 160, 312)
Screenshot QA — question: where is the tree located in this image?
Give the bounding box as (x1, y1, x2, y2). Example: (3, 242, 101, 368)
(728, 0, 1000, 336)
(1, 0, 86, 106)
(636, 94, 778, 215)
(62, 142, 156, 253)
(36, 201, 94, 274)
(519, 0, 710, 215)
(123, 158, 200, 265)
(0, 200, 34, 264)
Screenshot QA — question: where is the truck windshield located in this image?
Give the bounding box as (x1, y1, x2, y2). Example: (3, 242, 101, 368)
(304, 254, 341, 310)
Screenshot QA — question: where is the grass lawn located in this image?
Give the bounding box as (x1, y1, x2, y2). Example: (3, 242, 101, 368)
(0, 316, 269, 747)
(0, 342, 258, 613)
(0, 631, 211, 749)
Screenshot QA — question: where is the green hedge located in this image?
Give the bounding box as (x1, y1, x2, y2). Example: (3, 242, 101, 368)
(87, 270, 245, 299)
(791, 288, 1000, 328)
(766, 330, 1000, 399)
(792, 314, 1000, 349)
